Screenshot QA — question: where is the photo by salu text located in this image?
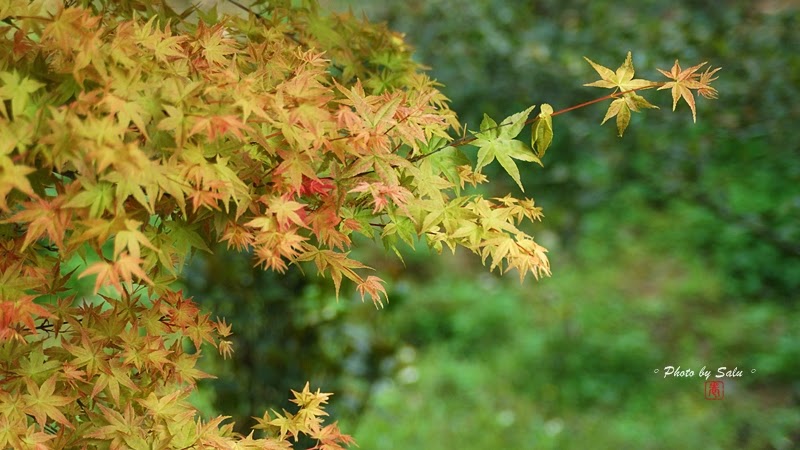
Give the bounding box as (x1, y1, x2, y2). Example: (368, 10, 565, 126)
(662, 366, 746, 380)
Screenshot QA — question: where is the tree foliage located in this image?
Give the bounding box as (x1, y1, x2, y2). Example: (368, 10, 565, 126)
(0, 0, 717, 447)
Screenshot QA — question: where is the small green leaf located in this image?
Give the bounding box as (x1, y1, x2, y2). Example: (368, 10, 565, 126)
(471, 107, 542, 190)
(532, 103, 554, 158)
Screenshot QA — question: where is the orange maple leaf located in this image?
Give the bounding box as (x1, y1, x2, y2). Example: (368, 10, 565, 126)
(657, 60, 720, 122)
(78, 252, 153, 294)
(356, 276, 388, 308)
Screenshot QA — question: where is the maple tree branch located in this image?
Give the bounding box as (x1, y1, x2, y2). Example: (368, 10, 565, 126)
(338, 83, 668, 178)
(409, 82, 665, 164)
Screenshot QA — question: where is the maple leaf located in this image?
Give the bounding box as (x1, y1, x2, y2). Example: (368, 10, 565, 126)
(290, 382, 332, 410)
(657, 60, 720, 122)
(584, 52, 655, 92)
(0, 156, 36, 212)
(531, 103, 554, 159)
(16, 348, 62, 385)
(99, 93, 152, 140)
(472, 106, 541, 192)
(188, 185, 225, 213)
(64, 332, 107, 379)
(113, 219, 159, 260)
(85, 403, 147, 449)
(157, 105, 189, 147)
(22, 376, 74, 429)
(163, 295, 199, 329)
(2, 197, 72, 250)
(601, 98, 631, 137)
(252, 410, 275, 432)
(356, 275, 388, 308)
(307, 205, 351, 251)
(138, 389, 194, 422)
(173, 352, 215, 385)
(252, 231, 308, 273)
(42, 7, 100, 52)
(216, 317, 233, 337)
(265, 196, 308, 230)
(91, 360, 138, 406)
(584, 52, 659, 135)
(349, 182, 413, 215)
(17, 423, 56, 449)
(612, 91, 658, 136)
(221, 223, 254, 251)
(269, 410, 300, 441)
(142, 337, 173, 374)
(297, 248, 370, 299)
(185, 312, 217, 351)
(64, 180, 116, 219)
(7, 295, 52, 335)
(218, 339, 234, 360)
(696, 66, 722, 99)
(0, 70, 45, 118)
(457, 164, 488, 188)
(134, 16, 187, 63)
(311, 422, 356, 450)
(291, 384, 331, 434)
(78, 252, 154, 294)
(509, 237, 551, 282)
(194, 21, 239, 67)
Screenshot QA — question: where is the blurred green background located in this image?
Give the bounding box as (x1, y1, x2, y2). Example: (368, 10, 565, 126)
(183, 0, 800, 448)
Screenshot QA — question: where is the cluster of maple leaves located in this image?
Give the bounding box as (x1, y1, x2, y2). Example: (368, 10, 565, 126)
(0, 0, 717, 448)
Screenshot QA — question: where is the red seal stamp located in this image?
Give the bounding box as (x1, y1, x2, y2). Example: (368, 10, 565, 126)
(705, 380, 724, 400)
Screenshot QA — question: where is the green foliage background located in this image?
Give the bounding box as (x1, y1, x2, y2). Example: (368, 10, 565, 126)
(186, 0, 800, 448)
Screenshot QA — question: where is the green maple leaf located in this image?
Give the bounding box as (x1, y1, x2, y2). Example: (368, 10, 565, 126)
(0, 155, 36, 211)
(15, 348, 61, 384)
(64, 181, 115, 218)
(0, 70, 45, 118)
(472, 106, 541, 192)
(531, 103, 554, 158)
